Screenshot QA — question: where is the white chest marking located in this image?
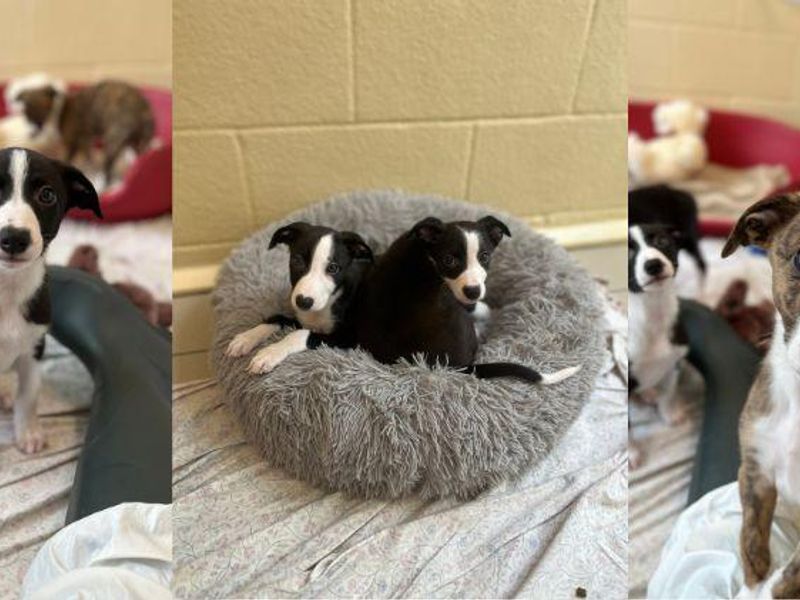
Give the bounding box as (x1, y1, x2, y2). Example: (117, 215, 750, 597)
(0, 260, 47, 373)
(296, 290, 340, 334)
(629, 280, 686, 390)
(752, 316, 800, 508)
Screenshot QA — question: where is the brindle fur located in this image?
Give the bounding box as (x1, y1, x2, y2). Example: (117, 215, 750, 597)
(59, 80, 154, 186)
(724, 192, 800, 594)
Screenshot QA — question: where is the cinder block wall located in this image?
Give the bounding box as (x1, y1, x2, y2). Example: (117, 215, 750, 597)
(629, 0, 800, 127)
(174, 0, 627, 269)
(0, 0, 172, 87)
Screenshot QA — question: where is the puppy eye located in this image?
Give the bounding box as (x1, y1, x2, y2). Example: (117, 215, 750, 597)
(478, 251, 490, 264)
(326, 262, 341, 275)
(793, 251, 800, 274)
(39, 186, 57, 206)
(443, 255, 456, 267)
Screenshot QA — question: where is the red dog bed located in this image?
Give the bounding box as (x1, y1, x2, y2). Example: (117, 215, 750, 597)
(629, 101, 800, 237)
(0, 83, 172, 223)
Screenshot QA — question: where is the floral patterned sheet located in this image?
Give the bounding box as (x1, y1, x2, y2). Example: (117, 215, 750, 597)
(0, 338, 92, 598)
(0, 217, 171, 598)
(173, 300, 628, 599)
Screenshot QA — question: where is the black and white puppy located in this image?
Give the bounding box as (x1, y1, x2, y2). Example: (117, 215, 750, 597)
(629, 185, 706, 275)
(353, 215, 581, 384)
(226, 222, 373, 373)
(0, 147, 102, 453)
(628, 224, 688, 426)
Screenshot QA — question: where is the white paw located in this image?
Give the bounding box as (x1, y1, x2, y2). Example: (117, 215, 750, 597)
(248, 345, 287, 374)
(226, 324, 277, 357)
(16, 422, 46, 454)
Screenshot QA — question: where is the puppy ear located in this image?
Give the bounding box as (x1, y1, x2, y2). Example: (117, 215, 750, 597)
(478, 215, 511, 246)
(340, 231, 373, 262)
(269, 221, 308, 249)
(61, 164, 102, 218)
(412, 217, 444, 245)
(722, 193, 800, 257)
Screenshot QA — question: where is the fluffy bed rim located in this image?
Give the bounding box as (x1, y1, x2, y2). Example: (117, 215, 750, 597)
(211, 190, 605, 500)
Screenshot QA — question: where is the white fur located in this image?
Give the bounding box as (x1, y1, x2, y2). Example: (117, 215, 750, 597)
(446, 229, 487, 304)
(3, 73, 66, 155)
(292, 234, 336, 316)
(249, 329, 311, 374)
(630, 225, 676, 288)
(0, 150, 49, 453)
(540, 365, 582, 385)
(0, 150, 44, 267)
(226, 323, 279, 357)
(751, 315, 800, 509)
(629, 227, 688, 424)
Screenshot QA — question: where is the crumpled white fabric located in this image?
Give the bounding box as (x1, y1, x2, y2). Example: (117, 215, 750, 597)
(21, 502, 172, 600)
(649, 482, 800, 599)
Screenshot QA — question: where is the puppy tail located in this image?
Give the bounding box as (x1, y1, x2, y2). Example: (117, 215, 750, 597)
(465, 362, 581, 385)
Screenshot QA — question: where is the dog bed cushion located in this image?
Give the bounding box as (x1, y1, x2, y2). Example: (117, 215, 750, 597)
(211, 191, 605, 499)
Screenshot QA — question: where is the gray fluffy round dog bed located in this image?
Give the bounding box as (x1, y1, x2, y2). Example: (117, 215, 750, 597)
(211, 191, 605, 500)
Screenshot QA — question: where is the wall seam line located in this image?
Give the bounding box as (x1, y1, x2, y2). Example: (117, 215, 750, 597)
(231, 132, 257, 234)
(462, 124, 479, 200)
(173, 111, 625, 135)
(347, 0, 358, 122)
(569, 0, 598, 113)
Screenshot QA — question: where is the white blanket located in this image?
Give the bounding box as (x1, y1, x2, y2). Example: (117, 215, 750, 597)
(172, 300, 628, 598)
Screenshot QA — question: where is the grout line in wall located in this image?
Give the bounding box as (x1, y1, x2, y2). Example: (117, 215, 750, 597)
(462, 124, 479, 200)
(176, 241, 236, 252)
(231, 133, 257, 232)
(568, 0, 598, 113)
(347, 0, 358, 122)
(173, 111, 625, 136)
(629, 15, 799, 39)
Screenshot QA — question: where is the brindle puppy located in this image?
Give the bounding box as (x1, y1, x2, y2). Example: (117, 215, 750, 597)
(722, 192, 800, 598)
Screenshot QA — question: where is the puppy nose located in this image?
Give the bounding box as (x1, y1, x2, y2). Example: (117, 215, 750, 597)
(463, 285, 481, 301)
(0, 226, 31, 256)
(644, 259, 664, 276)
(295, 295, 314, 311)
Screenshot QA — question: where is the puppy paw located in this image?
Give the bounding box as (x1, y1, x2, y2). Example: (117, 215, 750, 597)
(628, 443, 644, 470)
(661, 402, 689, 426)
(226, 324, 277, 357)
(248, 345, 287, 374)
(16, 423, 46, 454)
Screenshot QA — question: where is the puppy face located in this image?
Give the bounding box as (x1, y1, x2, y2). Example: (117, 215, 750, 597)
(412, 215, 510, 305)
(723, 192, 800, 346)
(0, 148, 101, 271)
(628, 224, 679, 293)
(270, 222, 373, 312)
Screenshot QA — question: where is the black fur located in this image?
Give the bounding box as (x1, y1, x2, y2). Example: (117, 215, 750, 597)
(266, 222, 373, 350)
(0, 148, 102, 250)
(629, 185, 705, 274)
(353, 216, 550, 383)
(628, 223, 681, 293)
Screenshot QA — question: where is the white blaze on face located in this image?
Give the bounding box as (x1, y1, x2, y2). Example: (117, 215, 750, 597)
(0, 150, 43, 266)
(291, 233, 336, 311)
(630, 225, 674, 289)
(446, 229, 487, 304)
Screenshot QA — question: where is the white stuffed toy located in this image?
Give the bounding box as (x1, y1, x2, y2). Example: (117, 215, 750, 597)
(628, 99, 709, 186)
